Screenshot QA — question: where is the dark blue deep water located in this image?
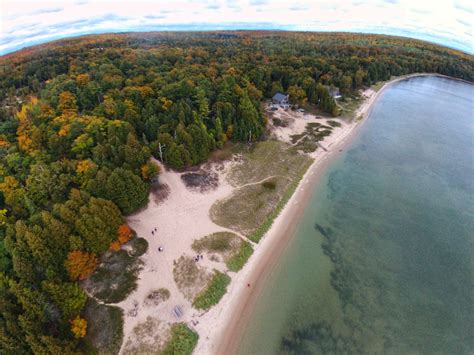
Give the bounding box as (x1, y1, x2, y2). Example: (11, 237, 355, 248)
(238, 76, 474, 354)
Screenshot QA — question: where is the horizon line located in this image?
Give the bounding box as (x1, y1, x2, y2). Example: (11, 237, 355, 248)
(1, 28, 473, 58)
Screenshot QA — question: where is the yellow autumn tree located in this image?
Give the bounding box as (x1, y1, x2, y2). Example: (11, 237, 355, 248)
(16, 98, 38, 153)
(58, 91, 77, 115)
(159, 97, 173, 111)
(76, 73, 90, 87)
(70, 316, 87, 338)
(76, 159, 97, 175)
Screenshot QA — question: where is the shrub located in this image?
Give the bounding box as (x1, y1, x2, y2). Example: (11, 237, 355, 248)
(192, 270, 231, 310)
(262, 180, 276, 190)
(192, 232, 233, 253)
(226, 242, 253, 272)
(163, 323, 198, 355)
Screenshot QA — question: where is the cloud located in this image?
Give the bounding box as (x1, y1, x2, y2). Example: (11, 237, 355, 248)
(1, 0, 472, 55)
(207, 3, 220, 10)
(144, 15, 167, 20)
(454, 0, 473, 14)
(249, 0, 268, 6)
(456, 18, 471, 27)
(411, 7, 431, 14)
(289, 4, 311, 11)
(31, 7, 63, 15)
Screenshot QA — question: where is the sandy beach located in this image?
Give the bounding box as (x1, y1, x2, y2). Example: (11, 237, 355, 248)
(198, 110, 362, 355)
(201, 74, 430, 354)
(117, 74, 431, 354)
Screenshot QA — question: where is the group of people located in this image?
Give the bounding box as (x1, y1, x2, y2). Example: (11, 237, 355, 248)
(151, 228, 163, 252)
(194, 254, 203, 262)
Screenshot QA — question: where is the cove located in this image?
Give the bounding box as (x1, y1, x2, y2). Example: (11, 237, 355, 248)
(237, 76, 474, 354)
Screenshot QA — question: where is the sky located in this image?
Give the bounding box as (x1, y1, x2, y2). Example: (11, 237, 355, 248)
(1, 0, 473, 55)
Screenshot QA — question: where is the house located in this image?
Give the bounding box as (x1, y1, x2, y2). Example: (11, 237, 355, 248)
(272, 92, 289, 106)
(325, 86, 342, 99)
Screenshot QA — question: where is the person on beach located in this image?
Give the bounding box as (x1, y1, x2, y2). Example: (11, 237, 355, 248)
(158, 246, 163, 252)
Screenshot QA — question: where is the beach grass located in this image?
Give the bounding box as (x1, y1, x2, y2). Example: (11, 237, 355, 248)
(248, 166, 310, 243)
(211, 177, 289, 236)
(211, 140, 312, 239)
(144, 288, 170, 307)
(337, 96, 363, 118)
(192, 232, 238, 253)
(82, 299, 124, 355)
(290, 122, 334, 153)
(83, 237, 148, 303)
(162, 323, 199, 355)
(123, 316, 170, 354)
(192, 232, 253, 272)
(227, 140, 311, 187)
(173, 255, 211, 301)
(226, 242, 253, 272)
(192, 270, 231, 310)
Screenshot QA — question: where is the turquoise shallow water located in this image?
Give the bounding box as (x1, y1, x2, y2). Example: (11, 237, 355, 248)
(238, 76, 474, 354)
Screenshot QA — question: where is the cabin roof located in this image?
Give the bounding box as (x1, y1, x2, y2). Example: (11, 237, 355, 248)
(272, 92, 288, 102)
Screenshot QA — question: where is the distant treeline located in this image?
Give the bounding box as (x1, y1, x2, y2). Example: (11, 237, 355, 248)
(0, 31, 472, 354)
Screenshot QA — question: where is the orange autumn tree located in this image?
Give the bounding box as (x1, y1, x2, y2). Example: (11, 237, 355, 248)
(65, 250, 97, 281)
(70, 316, 87, 338)
(109, 224, 133, 251)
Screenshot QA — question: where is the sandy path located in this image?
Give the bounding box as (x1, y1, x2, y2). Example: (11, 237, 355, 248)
(235, 175, 291, 189)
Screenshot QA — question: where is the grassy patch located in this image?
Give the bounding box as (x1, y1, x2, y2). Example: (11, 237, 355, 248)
(227, 140, 311, 187)
(211, 140, 311, 238)
(124, 316, 170, 354)
(211, 177, 288, 236)
(192, 232, 236, 253)
(173, 255, 210, 301)
(327, 120, 342, 128)
(192, 270, 231, 310)
(208, 142, 237, 162)
(290, 122, 334, 153)
(162, 323, 198, 355)
(226, 242, 253, 272)
(82, 299, 124, 355)
(248, 169, 308, 243)
(337, 96, 363, 119)
(192, 232, 253, 272)
(144, 288, 170, 307)
(83, 237, 148, 303)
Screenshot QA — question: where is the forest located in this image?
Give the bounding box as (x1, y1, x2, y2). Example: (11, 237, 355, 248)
(0, 31, 473, 354)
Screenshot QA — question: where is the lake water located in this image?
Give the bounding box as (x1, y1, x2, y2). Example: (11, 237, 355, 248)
(238, 76, 474, 354)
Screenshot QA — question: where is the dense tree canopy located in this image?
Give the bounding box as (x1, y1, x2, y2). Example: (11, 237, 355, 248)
(0, 31, 472, 353)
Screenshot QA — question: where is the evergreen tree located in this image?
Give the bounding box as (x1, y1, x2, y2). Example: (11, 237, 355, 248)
(104, 168, 149, 215)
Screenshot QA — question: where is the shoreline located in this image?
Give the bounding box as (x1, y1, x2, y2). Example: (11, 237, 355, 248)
(203, 73, 436, 354)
